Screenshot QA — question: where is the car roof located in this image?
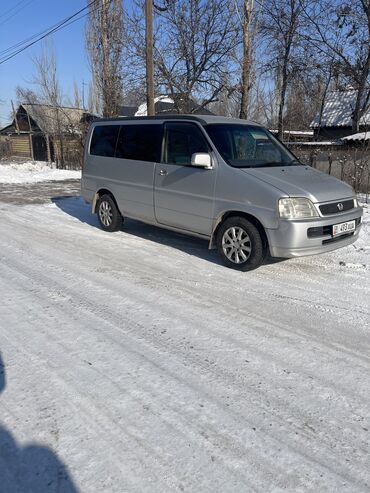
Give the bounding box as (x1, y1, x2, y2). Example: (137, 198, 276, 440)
(94, 114, 263, 127)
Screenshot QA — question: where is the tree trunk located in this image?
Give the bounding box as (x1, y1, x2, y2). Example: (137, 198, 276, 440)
(239, 0, 253, 119)
(145, 0, 155, 116)
(277, 54, 289, 140)
(352, 53, 370, 133)
(101, 0, 111, 117)
(315, 63, 333, 141)
(55, 107, 65, 167)
(352, 0, 370, 133)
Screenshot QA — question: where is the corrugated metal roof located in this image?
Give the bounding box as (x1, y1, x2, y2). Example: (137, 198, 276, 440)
(269, 130, 314, 136)
(341, 131, 370, 142)
(310, 90, 370, 128)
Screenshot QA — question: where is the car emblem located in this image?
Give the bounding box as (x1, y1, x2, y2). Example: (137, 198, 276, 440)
(337, 203, 344, 211)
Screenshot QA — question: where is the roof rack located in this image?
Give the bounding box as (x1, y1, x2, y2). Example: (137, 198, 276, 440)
(96, 114, 208, 125)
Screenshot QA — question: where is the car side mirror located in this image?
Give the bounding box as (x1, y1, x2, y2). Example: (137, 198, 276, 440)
(191, 153, 212, 169)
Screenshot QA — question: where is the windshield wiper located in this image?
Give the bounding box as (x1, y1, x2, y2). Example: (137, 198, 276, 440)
(234, 160, 301, 169)
(234, 162, 282, 168)
(255, 160, 302, 168)
(253, 162, 290, 168)
(287, 159, 301, 166)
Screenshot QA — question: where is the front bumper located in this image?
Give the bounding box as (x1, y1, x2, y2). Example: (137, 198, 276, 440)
(267, 207, 363, 258)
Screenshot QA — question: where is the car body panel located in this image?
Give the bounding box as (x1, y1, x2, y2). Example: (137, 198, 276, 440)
(242, 166, 354, 203)
(154, 163, 216, 235)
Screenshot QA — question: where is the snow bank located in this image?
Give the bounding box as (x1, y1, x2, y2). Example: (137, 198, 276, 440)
(0, 160, 81, 184)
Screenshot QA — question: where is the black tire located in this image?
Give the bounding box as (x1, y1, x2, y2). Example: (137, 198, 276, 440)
(96, 194, 122, 232)
(216, 217, 265, 271)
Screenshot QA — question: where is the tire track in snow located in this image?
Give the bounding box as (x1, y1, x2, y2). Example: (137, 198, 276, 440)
(1, 203, 370, 491)
(1, 234, 369, 491)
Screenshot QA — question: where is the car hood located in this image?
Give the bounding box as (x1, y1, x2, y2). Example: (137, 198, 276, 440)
(241, 166, 354, 203)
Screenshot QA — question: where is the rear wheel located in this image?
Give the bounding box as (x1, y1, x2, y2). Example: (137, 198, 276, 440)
(217, 217, 265, 271)
(96, 194, 122, 232)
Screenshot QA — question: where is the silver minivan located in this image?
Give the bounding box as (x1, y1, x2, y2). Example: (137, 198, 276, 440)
(81, 115, 362, 271)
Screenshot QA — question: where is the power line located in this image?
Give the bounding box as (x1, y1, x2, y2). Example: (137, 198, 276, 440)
(0, 24, 60, 57)
(0, 0, 36, 28)
(0, 2, 101, 58)
(0, 0, 101, 66)
(0, 1, 104, 58)
(0, 0, 31, 20)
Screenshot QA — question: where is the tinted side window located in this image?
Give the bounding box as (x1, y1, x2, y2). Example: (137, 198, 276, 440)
(115, 124, 163, 162)
(164, 123, 209, 165)
(90, 125, 119, 157)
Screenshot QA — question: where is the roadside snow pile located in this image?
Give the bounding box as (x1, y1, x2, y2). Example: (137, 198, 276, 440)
(0, 161, 81, 184)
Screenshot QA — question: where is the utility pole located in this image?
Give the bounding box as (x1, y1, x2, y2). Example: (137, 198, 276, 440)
(145, 0, 155, 116)
(101, 0, 111, 117)
(239, 0, 254, 119)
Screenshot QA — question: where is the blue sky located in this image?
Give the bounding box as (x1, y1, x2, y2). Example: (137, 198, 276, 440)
(0, 0, 94, 126)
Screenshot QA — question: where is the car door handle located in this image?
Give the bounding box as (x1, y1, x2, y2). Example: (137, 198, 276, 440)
(159, 169, 167, 176)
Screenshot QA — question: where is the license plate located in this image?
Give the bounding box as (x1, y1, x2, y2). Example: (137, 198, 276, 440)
(333, 220, 355, 237)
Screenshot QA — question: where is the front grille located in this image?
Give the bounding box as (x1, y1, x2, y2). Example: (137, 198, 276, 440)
(307, 217, 361, 239)
(319, 199, 354, 215)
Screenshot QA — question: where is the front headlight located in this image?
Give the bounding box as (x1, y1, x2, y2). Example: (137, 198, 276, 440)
(278, 197, 319, 219)
(353, 197, 358, 208)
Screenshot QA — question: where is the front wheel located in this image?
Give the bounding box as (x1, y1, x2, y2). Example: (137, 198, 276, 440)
(216, 217, 265, 271)
(96, 194, 122, 232)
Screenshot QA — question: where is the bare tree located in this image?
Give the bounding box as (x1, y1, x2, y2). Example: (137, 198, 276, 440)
(238, 0, 255, 119)
(86, 0, 124, 117)
(260, 0, 306, 139)
(87, 80, 100, 115)
(73, 80, 83, 109)
(302, 0, 370, 133)
(126, 0, 239, 113)
(30, 43, 66, 166)
(16, 42, 90, 168)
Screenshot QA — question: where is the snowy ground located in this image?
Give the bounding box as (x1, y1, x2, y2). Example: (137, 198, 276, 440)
(0, 177, 369, 492)
(0, 160, 81, 184)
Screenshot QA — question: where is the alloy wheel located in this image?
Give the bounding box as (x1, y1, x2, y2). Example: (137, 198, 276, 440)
(99, 201, 113, 227)
(222, 226, 252, 264)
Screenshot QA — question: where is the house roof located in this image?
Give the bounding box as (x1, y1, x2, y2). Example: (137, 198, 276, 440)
(121, 95, 214, 118)
(340, 131, 370, 142)
(269, 129, 314, 138)
(21, 104, 91, 134)
(119, 106, 137, 117)
(310, 90, 370, 128)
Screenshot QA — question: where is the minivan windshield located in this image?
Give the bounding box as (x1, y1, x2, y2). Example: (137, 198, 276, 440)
(205, 124, 300, 168)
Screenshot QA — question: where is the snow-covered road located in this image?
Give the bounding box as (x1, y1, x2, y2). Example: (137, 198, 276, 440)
(0, 186, 369, 492)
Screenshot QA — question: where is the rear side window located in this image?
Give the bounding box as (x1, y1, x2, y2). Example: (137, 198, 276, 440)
(90, 125, 119, 157)
(115, 124, 163, 162)
(164, 123, 209, 165)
